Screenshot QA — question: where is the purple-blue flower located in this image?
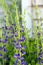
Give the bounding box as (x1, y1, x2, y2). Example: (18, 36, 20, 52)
(21, 60, 27, 65)
(20, 36, 25, 41)
(5, 26, 8, 30)
(9, 26, 13, 30)
(6, 36, 8, 39)
(3, 56, 8, 60)
(40, 60, 43, 64)
(21, 50, 26, 55)
(0, 47, 3, 50)
(15, 32, 18, 37)
(18, 36, 25, 42)
(14, 54, 20, 58)
(14, 59, 18, 65)
(15, 44, 22, 49)
(10, 35, 14, 38)
(0, 54, 2, 56)
(0, 39, 1, 42)
(20, 29, 24, 32)
(14, 40, 16, 43)
(3, 48, 7, 52)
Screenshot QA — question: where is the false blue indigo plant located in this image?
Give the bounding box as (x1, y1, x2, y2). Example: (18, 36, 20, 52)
(0, 0, 43, 65)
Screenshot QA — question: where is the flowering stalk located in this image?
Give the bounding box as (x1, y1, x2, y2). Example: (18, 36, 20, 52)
(0, 1, 27, 64)
(12, 1, 27, 65)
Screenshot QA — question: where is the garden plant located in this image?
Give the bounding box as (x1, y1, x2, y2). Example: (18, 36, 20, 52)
(0, 0, 43, 65)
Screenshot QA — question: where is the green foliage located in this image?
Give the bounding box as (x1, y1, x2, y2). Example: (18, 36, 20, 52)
(0, 0, 43, 65)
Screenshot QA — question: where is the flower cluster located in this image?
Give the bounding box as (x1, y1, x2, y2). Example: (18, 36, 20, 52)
(14, 36, 27, 65)
(13, 25, 27, 65)
(39, 44, 43, 64)
(0, 23, 27, 65)
(0, 24, 16, 64)
(37, 35, 43, 64)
